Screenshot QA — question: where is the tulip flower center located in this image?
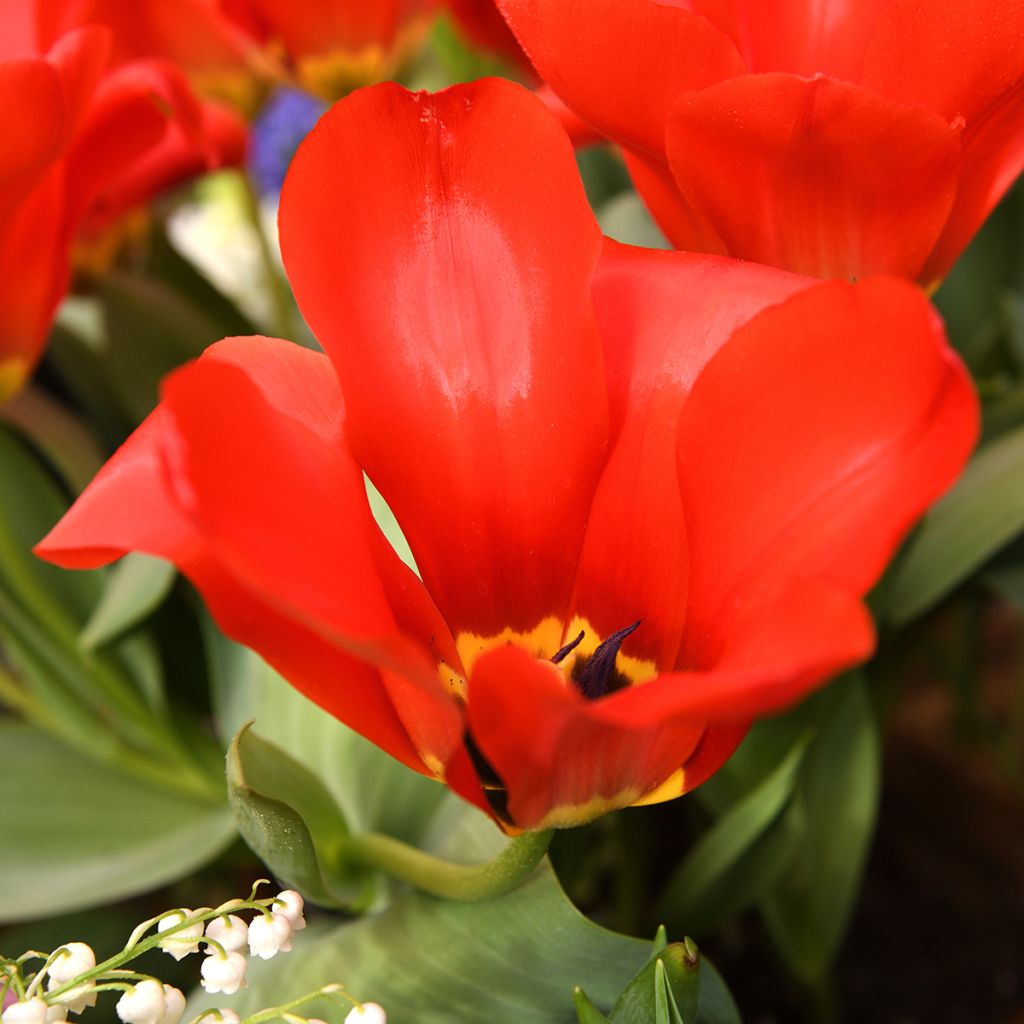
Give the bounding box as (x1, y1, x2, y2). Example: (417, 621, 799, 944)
(552, 620, 642, 700)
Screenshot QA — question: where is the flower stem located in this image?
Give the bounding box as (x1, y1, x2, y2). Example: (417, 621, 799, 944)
(343, 828, 553, 902)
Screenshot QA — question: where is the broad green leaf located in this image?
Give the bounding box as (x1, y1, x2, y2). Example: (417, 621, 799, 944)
(0, 722, 233, 923)
(205, 626, 446, 843)
(659, 734, 810, 935)
(884, 422, 1024, 624)
(226, 723, 369, 910)
(189, 797, 739, 1024)
(759, 680, 880, 985)
(80, 553, 176, 650)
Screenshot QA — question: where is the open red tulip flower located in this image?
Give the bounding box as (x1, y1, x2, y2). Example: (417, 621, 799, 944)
(38, 79, 977, 831)
(0, 12, 246, 400)
(497, 0, 1024, 285)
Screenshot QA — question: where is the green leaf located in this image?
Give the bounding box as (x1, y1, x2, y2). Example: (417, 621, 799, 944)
(610, 946, 697, 1024)
(884, 422, 1024, 624)
(80, 553, 176, 650)
(226, 723, 370, 910)
(759, 679, 880, 985)
(99, 271, 227, 423)
(575, 989, 612, 1024)
(190, 798, 739, 1024)
(0, 721, 233, 923)
(659, 733, 811, 935)
(0, 386, 104, 494)
(205, 627, 446, 843)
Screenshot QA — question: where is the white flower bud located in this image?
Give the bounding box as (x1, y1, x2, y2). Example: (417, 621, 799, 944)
(194, 1012, 240, 1024)
(272, 891, 306, 931)
(156, 911, 204, 961)
(46, 944, 95, 986)
(344, 1005, 386, 1024)
(247, 914, 293, 960)
(199, 951, 247, 995)
(45, 942, 98, 1015)
(44, 1009, 66, 1024)
(116, 981, 167, 1024)
(204, 915, 248, 954)
(3, 998, 48, 1024)
(159, 987, 184, 1024)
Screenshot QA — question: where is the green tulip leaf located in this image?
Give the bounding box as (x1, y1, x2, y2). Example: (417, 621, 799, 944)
(79, 553, 176, 650)
(575, 988, 612, 1024)
(659, 732, 811, 936)
(189, 798, 739, 1024)
(609, 944, 698, 1024)
(207, 627, 446, 843)
(226, 722, 371, 910)
(0, 721, 233, 923)
(758, 679, 880, 985)
(884, 421, 1024, 624)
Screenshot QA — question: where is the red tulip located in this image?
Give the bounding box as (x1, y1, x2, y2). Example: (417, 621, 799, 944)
(497, 0, 1024, 285)
(0, 16, 246, 399)
(35, 0, 441, 101)
(38, 80, 977, 830)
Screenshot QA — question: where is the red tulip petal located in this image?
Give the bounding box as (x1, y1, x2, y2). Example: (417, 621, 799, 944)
(683, 0, 891, 79)
(863, 0, 1024, 127)
(280, 79, 609, 641)
(621, 151, 726, 256)
(665, 73, 961, 278)
(36, 0, 250, 74)
(466, 644, 705, 829)
(566, 241, 811, 669)
(0, 58, 65, 209)
(496, 0, 745, 160)
(37, 336, 462, 774)
(674, 277, 977, 668)
(594, 577, 873, 726)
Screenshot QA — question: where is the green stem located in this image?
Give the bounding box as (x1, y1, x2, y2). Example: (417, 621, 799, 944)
(343, 828, 553, 902)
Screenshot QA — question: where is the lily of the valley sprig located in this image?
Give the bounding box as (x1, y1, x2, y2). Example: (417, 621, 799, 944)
(38, 77, 978, 832)
(0, 883, 384, 1024)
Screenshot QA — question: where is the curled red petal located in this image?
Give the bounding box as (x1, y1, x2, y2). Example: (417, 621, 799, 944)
(665, 73, 961, 278)
(675, 276, 978, 668)
(497, 0, 745, 161)
(466, 644, 704, 829)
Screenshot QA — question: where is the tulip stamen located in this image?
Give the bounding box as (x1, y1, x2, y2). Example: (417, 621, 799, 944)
(569, 620, 642, 700)
(551, 630, 585, 664)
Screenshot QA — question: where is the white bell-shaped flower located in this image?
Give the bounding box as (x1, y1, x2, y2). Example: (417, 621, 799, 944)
(204, 915, 249, 955)
(272, 891, 306, 931)
(2, 998, 48, 1024)
(159, 986, 184, 1024)
(194, 1011, 240, 1024)
(199, 951, 247, 995)
(247, 914, 293, 960)
(344, 1004, 387, 1024)
(46, 942, 98, 1015)
(116, 980, 167, 1024)
(156, 912, 204, 961)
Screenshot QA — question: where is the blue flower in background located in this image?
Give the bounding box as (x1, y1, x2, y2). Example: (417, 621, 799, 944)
(249, 88, 328, 197)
